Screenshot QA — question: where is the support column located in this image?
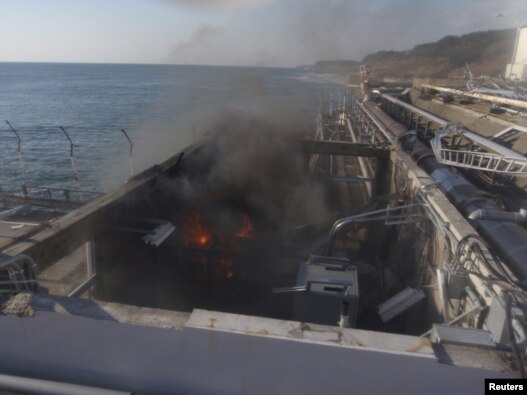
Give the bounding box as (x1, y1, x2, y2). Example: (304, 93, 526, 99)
(85, 240, 96, 298)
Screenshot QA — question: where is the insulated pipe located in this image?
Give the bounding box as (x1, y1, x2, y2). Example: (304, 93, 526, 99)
(364, 97, 527, 285)
(468, 208, 527, 223)
(362, 102, 408, 140)
(412, 139, 527, 285)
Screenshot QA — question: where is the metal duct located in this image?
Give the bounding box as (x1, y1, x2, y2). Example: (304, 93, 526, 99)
(468, 209, 527, 223)
(412, 140, 527, 286)
(363, 99, 527, 286)
(363, 102, 408, 140)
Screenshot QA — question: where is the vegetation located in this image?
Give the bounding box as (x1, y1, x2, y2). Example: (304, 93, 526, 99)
(310, 60, 359, 74)
(311, 29, 516, 79)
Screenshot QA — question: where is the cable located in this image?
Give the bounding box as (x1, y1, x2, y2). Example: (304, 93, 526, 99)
(505, 292, 526, 378)
(472, 242, 522, 288)
(456, 235, 504, 280)
(455, 234, 527, 291)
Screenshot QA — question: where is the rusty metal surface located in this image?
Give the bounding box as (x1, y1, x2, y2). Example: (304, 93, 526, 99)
(186, 309, 435, 357)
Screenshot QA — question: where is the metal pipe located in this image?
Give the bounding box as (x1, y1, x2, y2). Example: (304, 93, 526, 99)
(86, 240, 96, 278)
(0, 373, 130, 395)
(85, 239, 96, 298)
(0, 254, 36, 274)
(437, 269, 449, 322)
(5, 121, 30, 193)
(324, 204, 424, 256)
(60, 127, 83, 201)
(0, 254, 38, 292)
(6, 266, 20, 291)
(356, 101, 396, 143)
(363, 101, 409, 140)
(0, 205, 28, 220)
(120, 129, 134, 177)
(68, 274, 96, 298)
(381, 93, 447, 126)
(413, 144, 527, 285)
(346, 118, 372, 196)
(377, 94, 527, 285)
(0, 279, 38, 286)
(4, 121, 21, 152)
(468, 208, 527, 223)
(422, 83, 527, 110)
(339, 300, 350, 328)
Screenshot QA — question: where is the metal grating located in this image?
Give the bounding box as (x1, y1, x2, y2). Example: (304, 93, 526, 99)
(430, 124, 527, 176)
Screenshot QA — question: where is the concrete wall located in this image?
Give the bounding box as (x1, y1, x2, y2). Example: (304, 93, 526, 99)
(0, 310, 511, 395)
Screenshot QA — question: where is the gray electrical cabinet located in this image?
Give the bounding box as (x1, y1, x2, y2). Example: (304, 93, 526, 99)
(293, 256, 359, 327)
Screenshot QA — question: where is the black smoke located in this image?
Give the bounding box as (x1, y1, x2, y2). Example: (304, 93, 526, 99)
(164, 112, 331, 230)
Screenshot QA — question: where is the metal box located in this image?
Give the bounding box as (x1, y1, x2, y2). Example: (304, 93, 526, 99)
(293, 256, 359, 327)
(377, 287, 425, 323)
(430, 325, 495, 349)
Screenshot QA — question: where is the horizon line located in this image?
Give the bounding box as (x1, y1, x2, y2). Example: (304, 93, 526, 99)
(0, 60, 299, 70)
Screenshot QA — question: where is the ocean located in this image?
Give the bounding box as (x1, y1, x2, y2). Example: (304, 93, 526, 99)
(0, 63, 345, 195)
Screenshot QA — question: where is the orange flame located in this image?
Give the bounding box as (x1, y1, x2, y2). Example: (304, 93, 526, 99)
(184, 210, 212, 247)
(216, 256, 235, 280)
(236, 213, 255, 238)
(184, 209, 254, 250)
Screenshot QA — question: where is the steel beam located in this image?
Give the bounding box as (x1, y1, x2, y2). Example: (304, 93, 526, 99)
(298, 140, 391, 158)
(422, 84, 527, 111)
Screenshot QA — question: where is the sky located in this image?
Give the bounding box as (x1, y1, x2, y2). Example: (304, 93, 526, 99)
(1, 0, 527, 67)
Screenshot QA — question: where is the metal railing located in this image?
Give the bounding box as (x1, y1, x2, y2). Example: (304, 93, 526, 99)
(0, 121, 134, 211)
(380, 94, 527, 177)
(324, 203, 427, 256)
(430, 124, 527, 176)
(0, 183, 103, 213)
(0, 254, 38, 294)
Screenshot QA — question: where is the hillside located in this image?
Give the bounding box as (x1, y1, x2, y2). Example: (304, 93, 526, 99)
(310, 60, 359, 75)
(311, 29, 516, 80)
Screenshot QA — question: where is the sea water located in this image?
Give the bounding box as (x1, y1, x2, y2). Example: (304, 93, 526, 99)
(0, 63, 344, 193)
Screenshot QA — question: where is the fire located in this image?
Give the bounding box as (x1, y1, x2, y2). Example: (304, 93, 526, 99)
(183, 208, 254, 250)
(236, 213, 255, 238)
(184, 210, 212, 247)
(215, 256, 235, 280)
